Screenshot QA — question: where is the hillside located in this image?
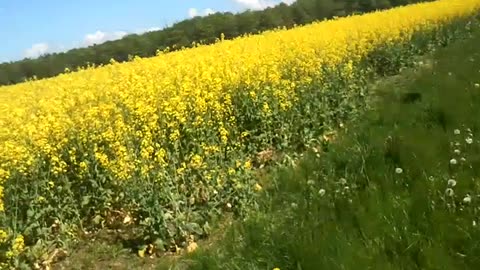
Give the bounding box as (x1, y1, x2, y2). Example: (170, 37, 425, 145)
(0, 0, 426, 86)
(0, 0, 477, 268)
(58, 5, 480, 270)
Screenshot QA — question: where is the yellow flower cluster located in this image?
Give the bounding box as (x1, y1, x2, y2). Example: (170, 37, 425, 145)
(0, 1, 477, 259)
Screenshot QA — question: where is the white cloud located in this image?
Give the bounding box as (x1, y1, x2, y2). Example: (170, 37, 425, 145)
(15, 25, 163, 62)
(188, 8, 198, 18)
(203, 8, 216, 16)
(83, 30, 127, 46)
(232, 0, 296, 10)
(24, 43, 49, 59)
(144, 27, 161, 33)
(188, 7, 216, 18)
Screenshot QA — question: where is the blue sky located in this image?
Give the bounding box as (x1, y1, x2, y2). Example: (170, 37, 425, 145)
(0, 0, 295, 63)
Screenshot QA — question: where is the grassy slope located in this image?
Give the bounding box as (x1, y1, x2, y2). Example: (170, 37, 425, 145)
(175, 27, 480, 270)
(55, 25, 480, 270)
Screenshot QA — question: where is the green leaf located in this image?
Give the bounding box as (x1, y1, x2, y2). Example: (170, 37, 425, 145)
(93, 215, 103, 225)
(185, 222, 203, 235)
(154, 238, 166, 252)
(81, 196, 91, 207)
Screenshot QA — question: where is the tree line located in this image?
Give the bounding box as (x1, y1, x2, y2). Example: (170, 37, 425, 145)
(0, 0, 429, 86)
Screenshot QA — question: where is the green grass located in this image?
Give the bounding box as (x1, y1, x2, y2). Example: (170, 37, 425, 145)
(164, 27, 480, 270)
(55, 24, 480, 270)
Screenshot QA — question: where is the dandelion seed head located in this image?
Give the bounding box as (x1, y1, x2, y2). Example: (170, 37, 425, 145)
(445, 188, 454, 196)
(466, 137, 473, 144)
(463, 194, 472, 203)
(447, 179, 457, 187)
(450, 158, 458, 165)
(454, 149, 461, 155)
(318, 188, 326, 196)
(454, 129, 461, 135)
(395, 167, 403, 174)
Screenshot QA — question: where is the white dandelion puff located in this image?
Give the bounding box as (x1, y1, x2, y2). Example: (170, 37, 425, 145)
(339, 178, 347, 185)
(395, 167, 403, 174)
(454, 129, 461, 135)
(447, 179, 457, 187)
(463, 194, 472, 204)
(466, 137, 473, 144)
(450, 158, 458, 165)
(454, 149, 461, 155)
(318, 189, 326, 196)
(445, 188, 454, 196)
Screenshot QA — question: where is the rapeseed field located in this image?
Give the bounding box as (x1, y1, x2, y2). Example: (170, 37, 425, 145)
(0, 0, 479, 267)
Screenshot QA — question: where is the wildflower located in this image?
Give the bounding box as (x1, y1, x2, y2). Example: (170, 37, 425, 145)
(186, 241, 198, 253)
(474, 83, 480, 88)
(254, 183, 263, 192)
(450, 158, 457, 165)
(454, 149, 461, 155)
(447, 179, 457, 187)
(226, 203, 232, 209)
(318, 189, 326, 196)
(463, 194, 472, 203)
(10, 234, 25, 256)
(79, 161, 88, 171)
(190, 154, 203, 169)
(445, 188, 454, 196)
(339, 178, 347, 185)
(273, 268, 281, 270)
(466, 137, 473, 144)
(395, 167, 403, 174)
(454, 129, 461, 135)
(0, 230, 7, 243)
